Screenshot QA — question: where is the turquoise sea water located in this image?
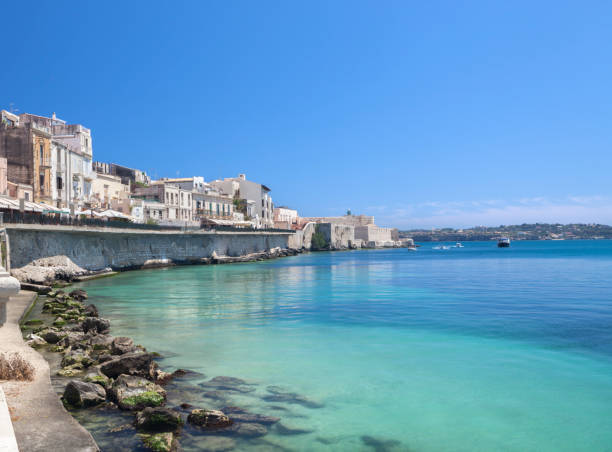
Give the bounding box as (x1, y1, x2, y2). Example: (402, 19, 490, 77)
(76, 241, 612, 451)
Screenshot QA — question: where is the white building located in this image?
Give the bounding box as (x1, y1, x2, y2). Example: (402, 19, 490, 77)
(210, 174, 273, 228)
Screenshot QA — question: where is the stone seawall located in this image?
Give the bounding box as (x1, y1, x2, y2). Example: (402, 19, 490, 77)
(6, 226, 291, 271)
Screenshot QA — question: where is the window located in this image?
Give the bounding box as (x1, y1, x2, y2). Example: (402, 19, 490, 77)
(39, 144, 44, 161)
(57, 177, 63, 190)
(216, 204, 220, 215)
(25, 192, 30, 201)
(39, 173, 45, 191)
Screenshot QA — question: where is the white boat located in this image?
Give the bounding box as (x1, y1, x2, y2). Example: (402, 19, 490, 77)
(455, 242, 464, 248)
(498, 237, 511, 248)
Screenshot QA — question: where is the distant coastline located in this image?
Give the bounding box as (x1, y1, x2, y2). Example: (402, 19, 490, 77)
(400, 223, 612, 242)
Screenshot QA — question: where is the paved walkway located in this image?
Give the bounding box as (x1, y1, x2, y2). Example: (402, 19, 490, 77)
(0, 291, 99, 452)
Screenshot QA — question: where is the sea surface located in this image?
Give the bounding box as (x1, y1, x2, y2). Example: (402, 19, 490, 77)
(75, 240, 612, 451)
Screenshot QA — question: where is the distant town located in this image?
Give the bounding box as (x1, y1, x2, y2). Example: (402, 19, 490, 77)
(401, 223, 612, 242)
(0, 109, 406, 249)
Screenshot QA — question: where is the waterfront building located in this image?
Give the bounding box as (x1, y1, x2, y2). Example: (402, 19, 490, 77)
(94, 162, 151, 187)
(209, 174, 273, 228)
(91, 173, 130, 210)
(2, 112, 97, 209)
(273, 206, 298, 229)
(160, 177, 234, 223)
(0, 110, 54, 204)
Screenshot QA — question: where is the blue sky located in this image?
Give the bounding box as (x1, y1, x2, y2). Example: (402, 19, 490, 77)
(2, 1, 611, 228)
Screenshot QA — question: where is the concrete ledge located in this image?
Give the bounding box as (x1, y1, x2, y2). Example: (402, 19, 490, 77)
(0, 387, 18, 452)
(0, 291, 99, 452)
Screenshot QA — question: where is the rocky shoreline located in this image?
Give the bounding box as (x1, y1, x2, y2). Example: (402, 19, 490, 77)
(21, 286, 325, 451)
(13, 247, 303, 292)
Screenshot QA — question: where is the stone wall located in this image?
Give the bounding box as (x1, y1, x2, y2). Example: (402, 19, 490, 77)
(288, 222, 358, 250)
(6, 226, 290, 271)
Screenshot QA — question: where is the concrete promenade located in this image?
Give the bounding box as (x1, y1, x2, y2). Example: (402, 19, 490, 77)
(0, 291, 99, 452)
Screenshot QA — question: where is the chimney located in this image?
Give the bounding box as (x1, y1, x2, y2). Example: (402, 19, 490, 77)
(239, 174, 246, 180)
(52, 112, 56, 120)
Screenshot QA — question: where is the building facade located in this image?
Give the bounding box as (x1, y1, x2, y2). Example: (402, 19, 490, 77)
(210, 174, 273, 228)
(92, 173, 130, 209)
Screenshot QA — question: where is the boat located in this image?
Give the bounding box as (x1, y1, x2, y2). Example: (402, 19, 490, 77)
(497, 237, 511, 248)
(455, 242, 464, 248)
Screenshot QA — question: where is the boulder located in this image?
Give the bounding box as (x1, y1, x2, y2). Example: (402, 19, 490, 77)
(275, 423, 315, 435)
(135, 407, 183, 432)
(138, 432, 175, 452)
(83, 367, 112, 389)
(90, 334, 114, 351)
(63, 380, 106, 408)
(111, 337, 135, 355)
(84, 304, 99, 317)
(69, 289, 88, 301)
(39, 328, 64, 344)
(82, 317, 110, 334)
(263, 386, 324, 408)
(187, 409, 232, 429)
(100, 352, 154, 379)
(221, 407, 280, 425)
(25, 333, 47, 347)
(61, 350, 93, 369)
(109, 374, 166, 411)
(200, 376, 255, 393)
(58, 331, 88, 348)
(227, 422, 268, 437)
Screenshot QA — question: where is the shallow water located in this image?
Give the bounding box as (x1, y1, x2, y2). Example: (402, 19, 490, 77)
(76, 241, 612, 451)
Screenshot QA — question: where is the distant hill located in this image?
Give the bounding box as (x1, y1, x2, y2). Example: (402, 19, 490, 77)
(399, 223, 612, 242)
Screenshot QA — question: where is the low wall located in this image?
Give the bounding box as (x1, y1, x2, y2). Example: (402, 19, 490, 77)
(6, 225, 291, 271)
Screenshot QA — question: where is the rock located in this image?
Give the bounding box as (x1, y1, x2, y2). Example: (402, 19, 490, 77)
(227, 422, 268, 437)
(100, 352, 154, 379)
(84, 304, 99, 317)
(39, 328, 64, 344)
(170, 368, 205, 380)
(154, 369, 173, 385)
(111, 337, 135, 355)
(263, 386, 324, 409)
(83, 367, 112, 389)
(69, 289, 88, 301)
(82, 317, 110, 334)
(61, 350, 93, 369)
(90, 334, 114, 351)
(11, 256, 89, 285)
(57, 367, 83, 377)
(26, 333, 47, 347)
(187, 409, 232, 429)
(58, 331, 88, 348)
(203, 390, 228, 401)
(274, 423, 314, 435)
(135, 407, 183, 432)
(63, 380, 106, 408)
(361, 435, 403, 452)
(200, 376, 255, 393)
(221, 406, 280, 425)
(179, 403, 193, 410)
(138, 432, 175, 452)
(109, 374, 166, 411)
(98, 354, 113, 363)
